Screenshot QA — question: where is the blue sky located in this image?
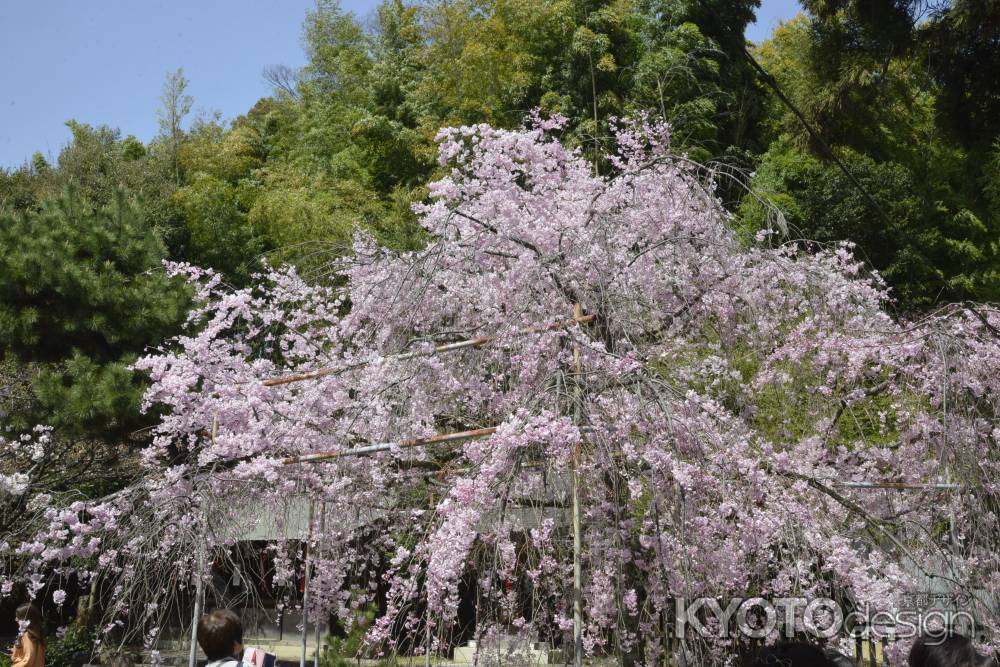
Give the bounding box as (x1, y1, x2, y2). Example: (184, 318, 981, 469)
(0, 0, 801, 169)
(747, 0, 802, 43)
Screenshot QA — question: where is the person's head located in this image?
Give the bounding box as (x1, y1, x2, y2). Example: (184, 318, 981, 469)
(197, 609, 244, 661)
(15, 603, 44, 645)
(909, 632, 993, 667)
(824, 647, 857, 667)
(752, 641, 834, 667)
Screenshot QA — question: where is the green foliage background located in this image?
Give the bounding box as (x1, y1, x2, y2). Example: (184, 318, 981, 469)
(741, 5, 1000, 311)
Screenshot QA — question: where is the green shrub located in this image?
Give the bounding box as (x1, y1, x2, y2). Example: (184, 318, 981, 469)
(318, 605, 397, 667)
(45, 625, 97, 667)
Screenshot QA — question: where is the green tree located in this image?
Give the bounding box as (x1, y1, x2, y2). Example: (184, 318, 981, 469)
(742, 139, 998, 310)
(301, 0, 373, 104)
(0, 190, 189, 441)
(61, 121, 184, 255)
(628, 21, 724, 160)
(640, 0, 764, 153)
(802, 0, 1000, 157)
(172, 173, 263, 283)
(170, 117, 268, 282)
(744, 10, 1000, 311)
(928, 1, 1000, 159)
(157, 68, 194, 184)
(1, 121, 184, 255)
(0, 163, 49, 213)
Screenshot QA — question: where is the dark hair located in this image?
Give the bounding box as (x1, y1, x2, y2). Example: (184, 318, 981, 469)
(752, 642, 834, 667)
(197, 608, 243, 661)
(825, 647, 857, 667)
(910, 632, 994, 667)
(15, 603, 45, 647)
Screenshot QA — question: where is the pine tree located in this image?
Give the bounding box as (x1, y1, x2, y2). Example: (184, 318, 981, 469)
(0, 189, 189, 441)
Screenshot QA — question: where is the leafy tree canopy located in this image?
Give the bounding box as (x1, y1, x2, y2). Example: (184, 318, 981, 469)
(744, 4, 1000, 311)
(0, 190, 189, 440)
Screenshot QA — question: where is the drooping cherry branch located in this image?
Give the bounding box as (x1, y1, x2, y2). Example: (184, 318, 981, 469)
(3, 116, 1000, 667)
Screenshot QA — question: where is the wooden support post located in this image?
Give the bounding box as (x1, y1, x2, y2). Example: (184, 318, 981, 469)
(314, 502, 325, 667)
(188, 539, 204, 667)
(301, 500, 315, 667)
(424, 613, 432, 667)
(191, 422, 217, 667)
(313, 616, 322, 667)
(571, 303, 584, 667)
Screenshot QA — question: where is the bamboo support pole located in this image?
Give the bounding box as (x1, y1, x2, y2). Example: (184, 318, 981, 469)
(190, 425, 214, 667)
(424, 611, 432, 667)
(313, 502, 325, 667)
(835, 482, 960, 490)
(263, 314, 595, 387)
(942, 344, 960, 559)
(282, 426, 499, 465)
(313, 618, 322, 667)
(283, 426, 965, 493)
(571, 303, 584, 667)
(188, 539, 204, 667)
(300, 500, 315, 667)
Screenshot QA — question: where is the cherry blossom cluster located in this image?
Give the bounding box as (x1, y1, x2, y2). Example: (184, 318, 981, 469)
(4, 117, 1000, 665)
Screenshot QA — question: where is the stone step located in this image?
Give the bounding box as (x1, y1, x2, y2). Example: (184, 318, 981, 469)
(453, 636, 562, 666)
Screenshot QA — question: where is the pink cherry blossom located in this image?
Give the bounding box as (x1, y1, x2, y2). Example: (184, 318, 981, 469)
(5, 117, 1000, 663)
